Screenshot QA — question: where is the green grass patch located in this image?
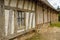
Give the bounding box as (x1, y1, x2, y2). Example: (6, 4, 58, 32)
(50, 22, 60, 27)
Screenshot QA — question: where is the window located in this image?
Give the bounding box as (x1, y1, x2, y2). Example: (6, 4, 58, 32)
(17, 11, 25, 30)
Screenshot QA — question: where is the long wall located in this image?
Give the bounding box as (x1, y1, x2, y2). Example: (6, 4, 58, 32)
(0, 0, 59, 40)
(36, 1, 58, 33)
(4, 0, 36, 40)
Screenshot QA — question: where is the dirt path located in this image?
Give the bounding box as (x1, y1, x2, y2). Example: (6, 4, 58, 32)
(26, 27, 60, 40)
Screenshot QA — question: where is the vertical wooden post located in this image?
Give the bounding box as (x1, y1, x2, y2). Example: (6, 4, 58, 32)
(14, 10, 17, 34)
(0, 0, 5, 40)
(50, 9, 51, 24)
(47, 7, 48, 23)
(35, 0, 37, 28)
(42, 6, 44, 24)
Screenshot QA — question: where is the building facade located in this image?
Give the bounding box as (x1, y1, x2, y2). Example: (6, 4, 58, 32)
(0, 0, 59, 40)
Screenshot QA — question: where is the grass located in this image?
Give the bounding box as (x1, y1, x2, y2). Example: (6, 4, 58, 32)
(50, 22, 60, 27)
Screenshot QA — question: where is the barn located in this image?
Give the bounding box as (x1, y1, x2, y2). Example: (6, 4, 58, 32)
(0, 0, 59, 40)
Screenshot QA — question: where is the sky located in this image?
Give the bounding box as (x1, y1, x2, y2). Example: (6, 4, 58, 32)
(47, 0, 60, 9)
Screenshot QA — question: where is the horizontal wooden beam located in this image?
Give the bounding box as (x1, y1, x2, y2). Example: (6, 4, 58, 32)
(4, 6, 35, 12)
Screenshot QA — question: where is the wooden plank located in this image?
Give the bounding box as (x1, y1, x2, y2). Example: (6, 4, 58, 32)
(5, 6, 35, 12)
(28, 13, 31, 29)
(35, 1, 37, 26)
(14, 10, 18, 34)
(47, 7, 49, 22)
(16, 0, 19, 8)
(31, 13, 34, 29)
(49, 8, 51, 23)
(42, 5, 44, 24)
(23, 0, 25, 9)
(0, 0, 5, 40)
(9, 0, 11, 6)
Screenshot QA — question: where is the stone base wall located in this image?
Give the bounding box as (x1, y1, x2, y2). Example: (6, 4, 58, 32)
(36, 23, 50, 33)
(10, 30, 35, 40)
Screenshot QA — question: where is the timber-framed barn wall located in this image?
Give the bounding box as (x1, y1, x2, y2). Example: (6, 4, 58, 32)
(3, 0, 36, 40)
(0, 0, 59, 40)
(36, 1, 58, 32)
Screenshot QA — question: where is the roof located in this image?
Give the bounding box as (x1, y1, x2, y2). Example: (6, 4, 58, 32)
(39, 0, 60, 11)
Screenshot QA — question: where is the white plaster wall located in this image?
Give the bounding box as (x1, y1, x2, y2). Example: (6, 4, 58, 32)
(29, 13, 33, 29)
(48, 10, 50, 22)
(44, 9, 47, 23)
(5, 9, 15, 36)
(37, 6, 43, 24)
(5, 10, 9, 36)
(32, 13, 35, 28)
(18, 0, 24, 9)
(32, 3, 35, 11)
(24, 1, 28, 9)
(4, 0, 9, 6)
(28, 1, 32, 10)
(10, 10, 14, 34)
(39, 7, 43, 24)
(26, 12, 35, 29)
(37, 6, 40, 24)
(10, 0, 17, 7)
(26, 12, 30, 30)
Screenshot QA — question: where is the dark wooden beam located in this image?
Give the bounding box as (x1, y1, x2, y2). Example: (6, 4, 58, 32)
(16, 0, 19, 8)
(50, 9, 51, 24)
(9, 0, 11, 6)
(0, 0, 5, 40)
(42, 4, 44, 24)
(47, 7, 49, 23)
(4, 6, 35, 12)
(23, 0, 25, 9)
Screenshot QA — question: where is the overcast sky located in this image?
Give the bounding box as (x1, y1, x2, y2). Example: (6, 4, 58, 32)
(48, 0, 60, 9)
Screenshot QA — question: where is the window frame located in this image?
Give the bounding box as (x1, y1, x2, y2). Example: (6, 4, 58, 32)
(17, 11, 25, 31)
